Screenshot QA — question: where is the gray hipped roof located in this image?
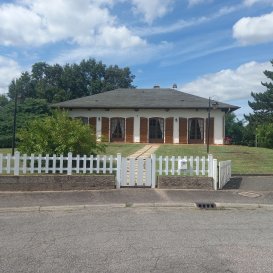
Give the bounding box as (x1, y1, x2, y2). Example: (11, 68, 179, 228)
(52, 88, 239, 112)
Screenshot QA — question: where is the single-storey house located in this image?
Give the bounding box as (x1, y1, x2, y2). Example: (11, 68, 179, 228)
(53, 87, 239, 144)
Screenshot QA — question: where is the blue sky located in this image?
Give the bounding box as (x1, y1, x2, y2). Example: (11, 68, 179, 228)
(0, 0, 273, 119)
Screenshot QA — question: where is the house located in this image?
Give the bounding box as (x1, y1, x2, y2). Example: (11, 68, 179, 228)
(52, 87, 239, 144)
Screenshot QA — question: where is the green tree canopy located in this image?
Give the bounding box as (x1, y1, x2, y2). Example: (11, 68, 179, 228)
(225, 113, 245, 144)
(1, 58, 135, 148)
(17, 111, 105, 156)
(245, 60, 273, 125)
(8, 58, 135, 103)
(242, 60, 273, 148)
(0, 94, 9, 107)
(0, 98, 49, 148)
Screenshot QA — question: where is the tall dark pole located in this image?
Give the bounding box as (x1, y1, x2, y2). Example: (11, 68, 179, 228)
(11, 89, 18, 156)
(207, 97, 211, 154)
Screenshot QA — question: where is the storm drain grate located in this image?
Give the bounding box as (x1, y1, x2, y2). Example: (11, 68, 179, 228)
(195, 202, 216, 209)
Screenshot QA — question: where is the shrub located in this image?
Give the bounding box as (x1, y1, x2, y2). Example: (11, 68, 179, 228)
(17, 111, 106, 155)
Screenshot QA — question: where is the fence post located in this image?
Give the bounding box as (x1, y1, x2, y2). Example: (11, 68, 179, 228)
(213, 159, 218, 190)
(116, 153, 121, 189)
(208, 154, 213, 177)
(67, 152, 72, 175)
(14, 151, 20, 175)
(151, 154, 156, 188)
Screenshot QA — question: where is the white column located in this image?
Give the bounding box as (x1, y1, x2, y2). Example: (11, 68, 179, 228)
(134, 115, 140, 143)
(173, 117, 179, 144)
(97, 117, 102, 141)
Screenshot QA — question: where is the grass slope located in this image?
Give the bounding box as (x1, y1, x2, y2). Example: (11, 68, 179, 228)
(155, 144, 273, 174)
(104, 143, 145, 157)
(1, 144, 272, 174)
(0, 144, 145, 158)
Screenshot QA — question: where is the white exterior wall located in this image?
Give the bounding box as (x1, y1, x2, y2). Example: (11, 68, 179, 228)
(69, 108, 225, 144)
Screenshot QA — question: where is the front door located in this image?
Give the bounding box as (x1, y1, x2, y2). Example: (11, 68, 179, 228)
(149, 118, 164, 143)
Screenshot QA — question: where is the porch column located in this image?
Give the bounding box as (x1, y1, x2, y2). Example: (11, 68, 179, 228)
(134, 115, 140, 143)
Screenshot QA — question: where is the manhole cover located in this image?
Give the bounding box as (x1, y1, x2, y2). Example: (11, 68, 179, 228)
(238, 192, 261, 198)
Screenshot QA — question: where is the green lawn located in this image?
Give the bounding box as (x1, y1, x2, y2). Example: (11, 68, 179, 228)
(103, 143, 145, 157)
(0, 144, 145, 158)
(0, 148, 12, 154)
(1, 144, 273, 174)
(155, 144, 273, 174)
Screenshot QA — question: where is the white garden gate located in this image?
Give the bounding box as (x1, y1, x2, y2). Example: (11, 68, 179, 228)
(119, 157, 156, 188)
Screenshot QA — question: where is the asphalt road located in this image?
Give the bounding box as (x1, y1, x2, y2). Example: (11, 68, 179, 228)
(1, 207, 273, 273)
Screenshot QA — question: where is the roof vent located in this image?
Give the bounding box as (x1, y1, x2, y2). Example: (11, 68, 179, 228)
(153, 84, 160, 89)
(172, 83, 177, 89)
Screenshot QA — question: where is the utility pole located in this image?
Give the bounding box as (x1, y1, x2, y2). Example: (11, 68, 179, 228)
(207, 97, 211, 154)
(11, 88, 18, 156)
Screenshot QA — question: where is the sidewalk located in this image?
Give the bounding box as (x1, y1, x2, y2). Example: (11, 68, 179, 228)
(1, 188, 273, 212)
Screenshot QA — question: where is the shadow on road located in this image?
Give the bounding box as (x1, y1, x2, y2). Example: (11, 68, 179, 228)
(223, 177, 242, 190)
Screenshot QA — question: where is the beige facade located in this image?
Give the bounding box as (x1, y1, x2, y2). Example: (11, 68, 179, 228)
(69, 108, 226, 144)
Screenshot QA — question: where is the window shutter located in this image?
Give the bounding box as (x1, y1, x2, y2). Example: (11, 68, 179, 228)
(126, 117, 134, 143)
(140, 117, 148, 143)
(101, 117, 109, 142)
(179, 118, 187, 144)
(165, 117, 173, 143)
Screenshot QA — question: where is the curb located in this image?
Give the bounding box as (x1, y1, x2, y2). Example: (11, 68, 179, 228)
(1, 202, 273, 213)
(215, 202, 273, 210)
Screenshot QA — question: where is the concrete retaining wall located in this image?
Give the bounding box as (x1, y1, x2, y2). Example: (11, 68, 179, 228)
(0, 175, 116, 191)
(157, 176, 213, 189)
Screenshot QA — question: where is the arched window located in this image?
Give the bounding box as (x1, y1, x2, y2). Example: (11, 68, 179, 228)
(75, 117, 88, 124)
(111, 118, 125, 142)
(188, 118, 204, 143)
(149, 117, 164, 143)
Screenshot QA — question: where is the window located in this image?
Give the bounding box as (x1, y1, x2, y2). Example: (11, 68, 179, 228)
(75, 117, 88, 124)
(111, 118, 125, 141)
(189, 118, 204, 140)
(149, 118, 164, 140)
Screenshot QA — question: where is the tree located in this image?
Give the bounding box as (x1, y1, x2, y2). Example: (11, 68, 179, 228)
(244, 60, 273, 147)
(0, 94, 9, 107)
(245, 60, 273, 125)
(1, 58, 135, 148)
(17, 111, 106, 155)
(8, 58, 135, 103)
(225, 113, 245, 144)
(256, 123, 273, 148)
(0, 98, 50, 148)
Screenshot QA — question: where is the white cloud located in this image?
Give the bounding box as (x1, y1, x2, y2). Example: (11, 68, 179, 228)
(233, 11, 273, 45)
(188, 0, 211, 7)
(179, 61, 272, 101)
(52, 41, 172, 67)
(0, 56, 21, 94)
(131, 0, 174, 23)
(0, 0, 146, 49)
(243, 0, 273, 7)
(136, 4, 242, 36)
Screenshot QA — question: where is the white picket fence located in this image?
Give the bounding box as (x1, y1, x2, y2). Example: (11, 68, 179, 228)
(0, 152, 231, 190)
(156, 155, 214, 176)
(0, 152, 118, 175)
(218, 160, 232, 189)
